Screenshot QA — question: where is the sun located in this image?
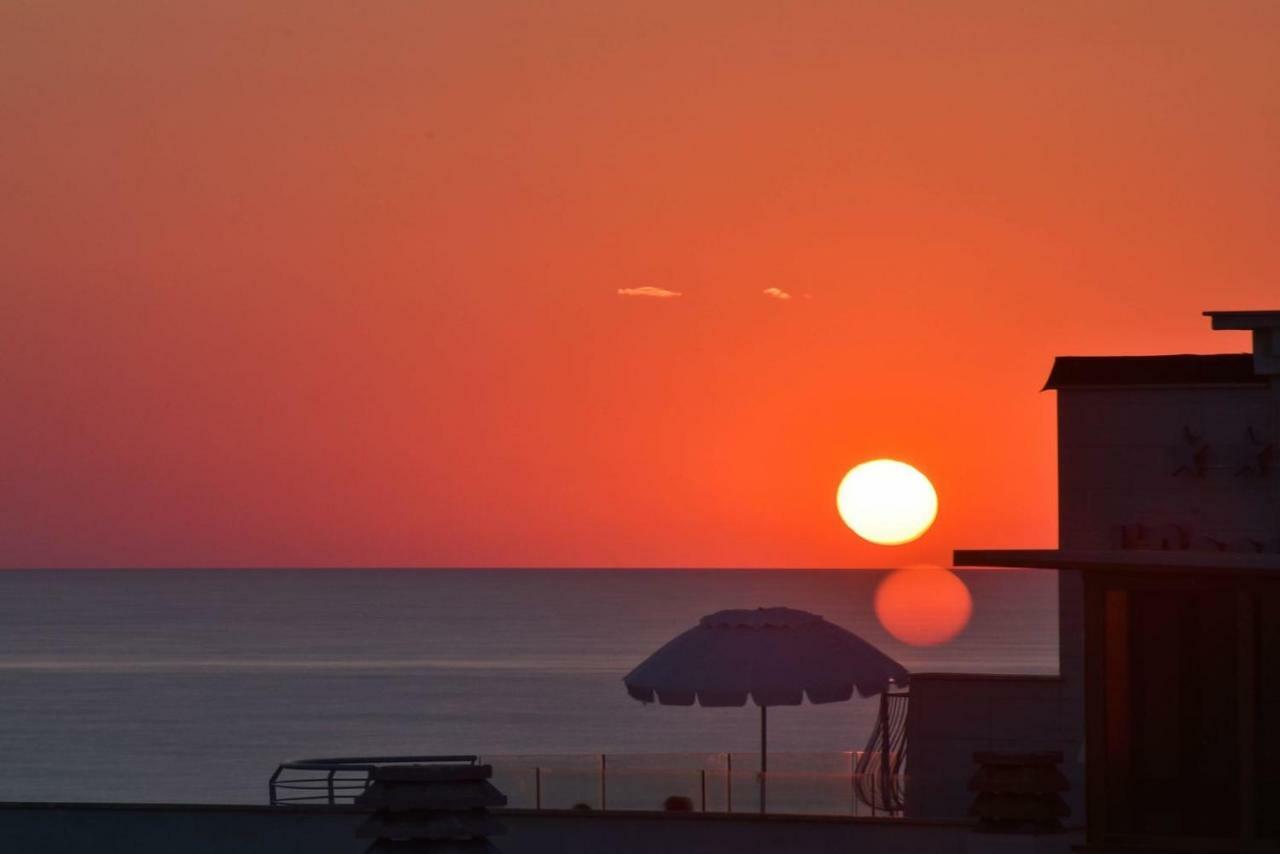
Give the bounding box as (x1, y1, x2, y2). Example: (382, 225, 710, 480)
(836, 459, 938, 545)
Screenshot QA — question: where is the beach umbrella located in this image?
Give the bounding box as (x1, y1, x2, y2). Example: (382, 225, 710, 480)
(623, 606, 908, 813)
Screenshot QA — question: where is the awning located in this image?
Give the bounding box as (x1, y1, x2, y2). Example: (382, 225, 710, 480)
(953, 548, 1280, 576)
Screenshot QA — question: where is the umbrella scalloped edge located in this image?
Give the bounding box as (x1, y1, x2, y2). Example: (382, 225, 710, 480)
(624, 676, 908, 707)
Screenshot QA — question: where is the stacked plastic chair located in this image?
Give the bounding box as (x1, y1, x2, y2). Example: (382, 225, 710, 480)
(968, 751, 1069, 833)
(354, 760, 506, 853)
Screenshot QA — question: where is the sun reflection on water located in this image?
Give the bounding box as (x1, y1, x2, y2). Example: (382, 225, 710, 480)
(874, 566, 973, 647)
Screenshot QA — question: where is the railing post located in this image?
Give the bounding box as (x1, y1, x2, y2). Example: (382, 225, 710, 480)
(851, 751, 857, 816)
(327, 769, 336, 805)
(759, 706, 767, 814)
(700, 769, 707, 812)
(535, 766, 542, 810)
(726, 753, 733, 814)
(879, 695, 892, 815)
(600, 754, 607, 811)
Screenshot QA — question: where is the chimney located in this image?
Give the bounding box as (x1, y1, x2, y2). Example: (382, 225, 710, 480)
(1205, 310, 1280, 376)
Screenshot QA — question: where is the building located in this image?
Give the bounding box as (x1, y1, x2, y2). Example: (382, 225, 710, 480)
(956, 309, 1280, 851)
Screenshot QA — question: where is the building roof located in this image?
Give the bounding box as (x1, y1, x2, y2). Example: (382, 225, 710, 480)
(1042, 353, 1261, 390)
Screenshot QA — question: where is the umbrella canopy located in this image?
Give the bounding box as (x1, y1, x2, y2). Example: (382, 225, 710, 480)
(624, 606, 908, 707)
(623, 606, 908, 813)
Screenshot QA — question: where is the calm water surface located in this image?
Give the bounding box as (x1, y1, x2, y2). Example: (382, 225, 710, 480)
(0, 569, 1056, 803)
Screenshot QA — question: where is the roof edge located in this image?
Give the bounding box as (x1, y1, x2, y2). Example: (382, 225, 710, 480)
(1042, 353, 1262, 391)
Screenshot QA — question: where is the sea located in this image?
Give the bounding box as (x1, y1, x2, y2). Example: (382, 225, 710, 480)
(0, 569, 1056, 805)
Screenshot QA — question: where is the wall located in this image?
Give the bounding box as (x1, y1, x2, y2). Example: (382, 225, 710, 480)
(1054, 380, 1280, 831)
(904, 673, 1075, 822)
(0, 802, 365, 854)
(1056, 385, 1279, 552)
(0, 802, 1080, 854)
(1054, 569, 1086, 824)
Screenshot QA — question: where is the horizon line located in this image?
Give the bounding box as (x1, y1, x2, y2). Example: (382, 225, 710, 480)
(0, 565, 1026, 572)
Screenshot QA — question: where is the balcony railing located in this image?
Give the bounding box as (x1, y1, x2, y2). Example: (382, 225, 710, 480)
(268, 754, 477, 805)
(269, 752, 903, 817)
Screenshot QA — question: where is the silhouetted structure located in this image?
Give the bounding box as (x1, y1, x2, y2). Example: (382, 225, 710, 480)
(957, 309, 1280, 851)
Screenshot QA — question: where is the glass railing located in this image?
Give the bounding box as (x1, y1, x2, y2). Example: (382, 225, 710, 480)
(268, 752, 905, 817)
(481, 751, 905, 817)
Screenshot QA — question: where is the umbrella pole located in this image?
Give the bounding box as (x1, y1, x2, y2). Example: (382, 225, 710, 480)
(759, 704, 767, 814)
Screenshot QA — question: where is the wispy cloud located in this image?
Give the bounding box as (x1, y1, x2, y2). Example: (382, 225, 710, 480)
(762, 287, 792, 300)
(617, 286, 682, 298)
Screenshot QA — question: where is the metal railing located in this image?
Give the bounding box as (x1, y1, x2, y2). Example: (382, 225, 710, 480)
(268, 754, 477, 805)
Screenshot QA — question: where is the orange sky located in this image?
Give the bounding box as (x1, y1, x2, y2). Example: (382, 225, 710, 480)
(2, 2, 1277, 568)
